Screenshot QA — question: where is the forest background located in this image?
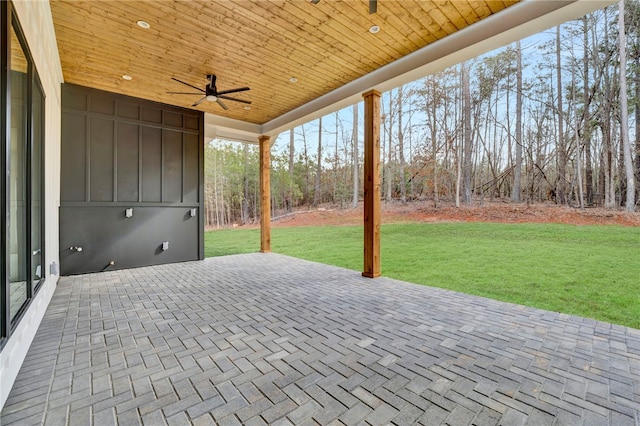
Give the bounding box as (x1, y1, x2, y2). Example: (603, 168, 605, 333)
(205, 2, 640, 228)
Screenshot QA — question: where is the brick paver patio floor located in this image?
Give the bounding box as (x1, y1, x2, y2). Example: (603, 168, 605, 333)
(2, 253, 639, 425)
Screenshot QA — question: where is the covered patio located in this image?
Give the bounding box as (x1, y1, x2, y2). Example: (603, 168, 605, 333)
(2, 254, 639, 425)
(2, 0, 636, 422)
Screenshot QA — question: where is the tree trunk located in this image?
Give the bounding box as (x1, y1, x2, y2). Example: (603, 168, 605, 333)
(619, 0, 636, 211)
(636, 32, 640, 198)
(313, 117, 322, 207)
(603, 7, 616, 209)
(386, 91, 393, 202)
(603, 114, 616, 208)
(575, 114, 584, 209)
(352, 103, 359, 208)
(213, 149, 220, 228)
(301, 125, 310, 205)
(556, 25, 567, 205)
(605, 135, 616, 209)
(583, 16, 594, 206)
(567, 36, 584, 209)
(462, 62, 473, 204)
(506, 72, 512, 184)
(334, 111, 340, 204)
(431, 81, 439, 208)
(398, 86, 407, 204)
(242, 143, 250, 223)
(219, 170, 225, 226)
(512, 41, 523, 203)
(288, 128, 294, 212)
(456, 138, 462, 208)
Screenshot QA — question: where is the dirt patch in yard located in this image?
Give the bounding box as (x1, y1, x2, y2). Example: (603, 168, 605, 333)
(269, 201, 640, 228)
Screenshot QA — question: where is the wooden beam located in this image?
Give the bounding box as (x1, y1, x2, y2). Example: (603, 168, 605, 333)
(259, 135, 271, 253)
(362, 90, 381, 278)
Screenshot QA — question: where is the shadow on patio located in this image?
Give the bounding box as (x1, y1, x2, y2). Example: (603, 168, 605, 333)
(2, 253, 639, 425)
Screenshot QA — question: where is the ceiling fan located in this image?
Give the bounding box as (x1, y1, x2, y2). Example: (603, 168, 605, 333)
(310, 0, 376, 14)
(167, 74, 251, 110)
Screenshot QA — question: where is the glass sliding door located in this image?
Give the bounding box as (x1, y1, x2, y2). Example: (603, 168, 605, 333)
(1, 0, 46, 344)
(31, 79, 44, 288)
(9, 24, 29, 321)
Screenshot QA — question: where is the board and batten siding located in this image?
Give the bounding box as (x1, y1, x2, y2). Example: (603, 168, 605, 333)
(59, 84, 204, 275)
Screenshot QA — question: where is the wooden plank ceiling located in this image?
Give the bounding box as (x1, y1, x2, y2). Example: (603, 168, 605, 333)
(50, 0, 518, 125)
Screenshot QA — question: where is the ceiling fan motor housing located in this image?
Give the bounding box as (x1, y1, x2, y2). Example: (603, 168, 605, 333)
(207, 74, 217, 94)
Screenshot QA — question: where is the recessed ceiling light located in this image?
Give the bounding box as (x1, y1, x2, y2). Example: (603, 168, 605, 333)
(122, 75, 132, 80)
(136, 20, 150, 29)
(369, 25, 380, 34)
(289, 77, 298, 83)
(244, 106, 251, 110)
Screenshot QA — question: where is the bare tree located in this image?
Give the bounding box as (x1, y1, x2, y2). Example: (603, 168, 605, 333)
(556, 25, 568, 205)
(313, 117, 323, 206)
(352, 103, 359, 208)
(583, 15, 594, 206)
(299, 124, 311, 205)
(242, 143, 250, 222)
(602, 6, 617, 209)
(386, 91, 394, 202)
(286, 129, 295, 212)
(462, 62, 473, 204)
(206, 6, 640, 218)
(632, 1, 640, 197)
(429, 78, 440, 207)
(398, 85, 407, 204)
(571, 37, 584, 209)
(512, 41, 523, 202)
(619, 0, 635, 211)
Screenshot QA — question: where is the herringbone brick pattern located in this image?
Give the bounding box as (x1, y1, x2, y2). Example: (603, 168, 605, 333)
(2, 253, 639, 425)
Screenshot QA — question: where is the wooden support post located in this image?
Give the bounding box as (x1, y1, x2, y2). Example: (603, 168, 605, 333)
(362, 90, 381, 278)
(259, 135, 271, 253)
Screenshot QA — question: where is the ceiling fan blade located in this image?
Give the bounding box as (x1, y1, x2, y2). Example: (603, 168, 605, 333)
(167, 91, 203, 95)
(172, 77, 205, 93)
(192, 96, 207, 107)
(369, 0, 377, 14)
(216, 87, 250, 96)
(218, 95, 251, 104)
(216, 99, 229, 110)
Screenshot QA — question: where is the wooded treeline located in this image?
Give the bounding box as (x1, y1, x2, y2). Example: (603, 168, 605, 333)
(206, 2, 640, 228)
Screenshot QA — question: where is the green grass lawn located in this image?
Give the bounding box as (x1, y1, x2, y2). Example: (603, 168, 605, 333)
(205, 223, 640, 329)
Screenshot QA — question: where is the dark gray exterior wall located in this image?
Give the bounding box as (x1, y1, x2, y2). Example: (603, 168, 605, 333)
(60, 84, 204, 275)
